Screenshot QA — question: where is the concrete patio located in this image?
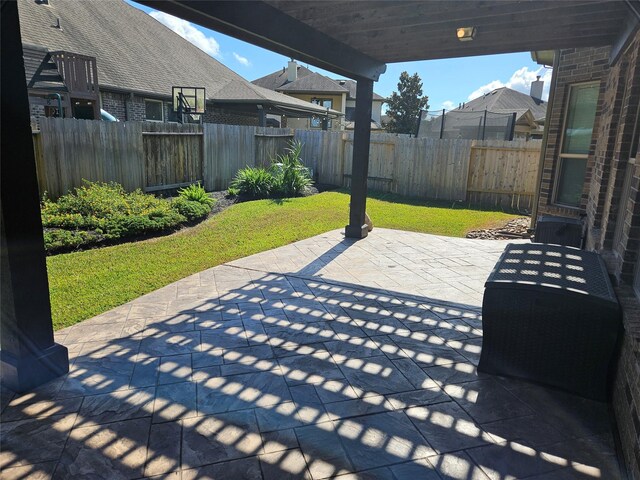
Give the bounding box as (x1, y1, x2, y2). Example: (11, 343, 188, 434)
(0, 229, 622, 479)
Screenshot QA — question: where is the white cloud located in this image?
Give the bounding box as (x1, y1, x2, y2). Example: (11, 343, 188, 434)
(233, 52, 251, 67)
(441, 100, 455, 110)
(467, 66, 552, 101)
(149, 11, 221, 59)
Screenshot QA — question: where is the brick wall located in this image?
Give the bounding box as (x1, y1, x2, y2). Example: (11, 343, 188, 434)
(100, 91, 128, 121)
(612, 288, 640, 480)
(537, 47, 611, 219)
(99, 91, 154, 122)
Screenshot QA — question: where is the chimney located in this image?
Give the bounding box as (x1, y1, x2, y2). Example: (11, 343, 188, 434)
(530, 75, 544, 100)
(287, 60, 297, 82)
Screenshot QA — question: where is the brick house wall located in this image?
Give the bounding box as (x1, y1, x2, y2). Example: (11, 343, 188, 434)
(537, 35, 640, 479)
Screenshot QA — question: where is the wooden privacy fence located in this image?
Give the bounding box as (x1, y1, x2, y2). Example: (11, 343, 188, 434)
(32, 118, 541, 210)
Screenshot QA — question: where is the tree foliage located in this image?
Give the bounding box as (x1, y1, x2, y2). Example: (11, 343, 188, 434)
(384, 71, 429, 135)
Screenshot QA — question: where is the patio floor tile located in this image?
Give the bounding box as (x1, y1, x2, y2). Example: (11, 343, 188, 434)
(259, 448, 311, 480)
(54, 417, 151, 479)
(294, 421, 354, 479)
(0, 414, 77, 468)
(181, 456, 262, 480)
(145, 422, 182, 476)
(427, 452, 490, 480)
(405, 401, 490, 454)
(181, 410, 262, 469)
(336, 411, 435, 470)
(444, 378, 534, 424)
(466, 442, 564, 480)
(197, 371, 291, 415)
(77, 386, 155, 425)
(338, 355, 415, 397)
(153, 382, 197, 423)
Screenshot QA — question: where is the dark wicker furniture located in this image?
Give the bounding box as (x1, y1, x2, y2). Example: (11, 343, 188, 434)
(534, 215, 585, 248)
(478, 243, 621, 401)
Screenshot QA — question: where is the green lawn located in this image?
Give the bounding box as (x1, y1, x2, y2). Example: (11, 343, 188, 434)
(47, 191, 518, 330)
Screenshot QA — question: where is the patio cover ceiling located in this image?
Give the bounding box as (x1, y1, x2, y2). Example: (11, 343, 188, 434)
(140, 0, 636, 80)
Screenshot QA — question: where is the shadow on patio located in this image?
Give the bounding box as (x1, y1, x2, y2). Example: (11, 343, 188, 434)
(0, 232, 623, 480)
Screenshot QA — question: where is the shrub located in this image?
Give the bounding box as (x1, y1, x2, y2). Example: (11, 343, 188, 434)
(228, 140, 313, 199)
(43, 229, 95, 251)
(105, 209, 186, 238)
(178, 182, 215, 207)
(172, 197, 212, 221)
(229, 167, 274, 199)
(271, 140, 313, 198)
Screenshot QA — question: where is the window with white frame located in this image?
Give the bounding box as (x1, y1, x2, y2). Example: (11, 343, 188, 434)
(145, 99, 164, 122)
(554, 82, 600, 207)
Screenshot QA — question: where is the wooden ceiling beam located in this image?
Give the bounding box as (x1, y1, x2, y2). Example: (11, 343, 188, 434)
(138, 0, 387, 81)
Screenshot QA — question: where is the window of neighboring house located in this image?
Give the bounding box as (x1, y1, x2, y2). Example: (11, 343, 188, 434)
(310, 98, 333, 128)
(345, 106, 355, 122)
(554, 82, 600, 207)
(145, 99, 164, 122)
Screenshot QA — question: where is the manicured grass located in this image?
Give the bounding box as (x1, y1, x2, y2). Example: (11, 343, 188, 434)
(47, 191, 518, 330)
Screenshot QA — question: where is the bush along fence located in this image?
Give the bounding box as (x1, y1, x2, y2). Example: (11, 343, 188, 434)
(32, 117, 542, 211)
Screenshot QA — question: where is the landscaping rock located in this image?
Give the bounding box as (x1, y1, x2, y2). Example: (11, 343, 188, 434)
(466, 217, 531, 240)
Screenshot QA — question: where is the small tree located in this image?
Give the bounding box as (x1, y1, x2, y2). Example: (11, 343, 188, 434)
(384, 71, 429, 135)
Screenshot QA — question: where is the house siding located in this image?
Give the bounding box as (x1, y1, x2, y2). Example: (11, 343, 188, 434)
(537, 34, 640, 479)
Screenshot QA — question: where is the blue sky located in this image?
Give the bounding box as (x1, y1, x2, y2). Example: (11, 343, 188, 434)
(129, 1, 552, 112)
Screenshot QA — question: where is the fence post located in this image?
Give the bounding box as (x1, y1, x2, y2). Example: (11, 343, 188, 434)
(440, 109, 445, 139)
(509, 112, 517, 140)
(482, 109, 488, 140)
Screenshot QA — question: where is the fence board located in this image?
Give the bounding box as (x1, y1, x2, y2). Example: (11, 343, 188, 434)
(143, 122, 203, 191)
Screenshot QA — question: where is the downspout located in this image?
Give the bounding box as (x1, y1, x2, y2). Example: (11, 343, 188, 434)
(530, 51, 560, 230)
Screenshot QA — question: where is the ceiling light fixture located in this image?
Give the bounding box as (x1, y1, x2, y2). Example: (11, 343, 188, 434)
(457, 27, 476, 41)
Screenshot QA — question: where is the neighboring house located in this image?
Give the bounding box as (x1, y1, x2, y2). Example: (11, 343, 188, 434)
(533, 36, 640, 476)
(18, 0, 330, 126)
(449, 80, 548, 139)
(252, 61, 385, 130)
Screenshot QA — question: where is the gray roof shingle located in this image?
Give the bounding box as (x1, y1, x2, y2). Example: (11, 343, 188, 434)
(456, 87, 547, 122)
(18, 0, 328, 114)
(277, 72, 349, 94)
